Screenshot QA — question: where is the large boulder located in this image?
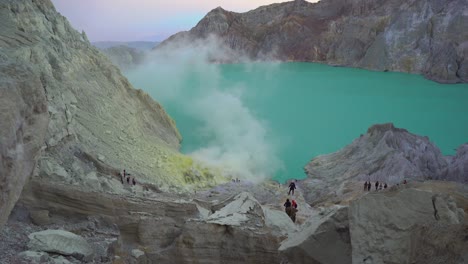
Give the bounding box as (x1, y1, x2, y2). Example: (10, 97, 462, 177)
(262, 206, 297, 236)
(207, 192, 264, 226)
(28, 230, 94, 260)
(149, 221, 280, 264)
(279, 206, 351, 264)
(349, 187, 467, 264)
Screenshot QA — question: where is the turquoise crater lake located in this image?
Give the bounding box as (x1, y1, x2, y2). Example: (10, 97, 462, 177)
(127, 62, 468, 183)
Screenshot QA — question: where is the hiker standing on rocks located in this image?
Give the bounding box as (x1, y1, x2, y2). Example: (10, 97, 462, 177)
(290, 206, 298, 223)
(288, 181, 296, 195)
(367, 182, 371, 191)
(384, 183, 388, 189)
(119, 172, 124, 184)
(364, 182, 368, 191)
(132, 177, 136, 186)
(292, 199, 297, 209)
(284, 199, 292, 216)
(375, 181, 379, 191)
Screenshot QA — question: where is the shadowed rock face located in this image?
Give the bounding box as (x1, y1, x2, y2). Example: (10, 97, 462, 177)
(279, 205, 351, 264)
(160, 0, 468, 83)
(446, 144, 468, 183)
(0, 62, 48, 228)
(301, 123, 455, 205)
(349, 186, 467, 264)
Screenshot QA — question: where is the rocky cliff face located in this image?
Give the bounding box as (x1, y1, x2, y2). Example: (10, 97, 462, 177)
(349, 183, 468, 264)
(301, 123, 467, 205)
(160, 0, 468, 83)
(0, 61, 48, 227)
(0, 0, 226, 229)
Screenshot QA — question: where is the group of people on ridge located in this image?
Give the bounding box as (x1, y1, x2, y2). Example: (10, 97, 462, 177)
(284, 198, 298, 223)
(284, 180, 298, 222)
(120, 169, 136, 186)
(363, 181, 387, 191)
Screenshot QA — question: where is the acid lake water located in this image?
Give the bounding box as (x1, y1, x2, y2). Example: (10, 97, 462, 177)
(127, 62, 468, 183)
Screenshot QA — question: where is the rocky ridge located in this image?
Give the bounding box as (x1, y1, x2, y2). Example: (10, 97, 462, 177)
(301, 123, 468, 205)
(160, 0, 468, 83)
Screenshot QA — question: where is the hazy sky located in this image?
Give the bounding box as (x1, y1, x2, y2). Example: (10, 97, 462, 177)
(51, 0, 315, 42)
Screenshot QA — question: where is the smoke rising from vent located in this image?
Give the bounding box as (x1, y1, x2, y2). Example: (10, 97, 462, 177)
(127, 35, 283, 182)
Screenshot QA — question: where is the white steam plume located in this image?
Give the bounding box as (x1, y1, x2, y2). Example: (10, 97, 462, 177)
(128, 35, 283, 182)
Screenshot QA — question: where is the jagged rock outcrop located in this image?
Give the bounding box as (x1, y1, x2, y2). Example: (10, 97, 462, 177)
(0, 61, 49, 228)
(280, 182, 468, 264)
(349, 186, 468, 264)
(279, 205, 351, 264)
(301, 123, 453, 205)
(446, 144, 468, 183)
(148, 192, 281, 263)
(160, 0, 468, 83)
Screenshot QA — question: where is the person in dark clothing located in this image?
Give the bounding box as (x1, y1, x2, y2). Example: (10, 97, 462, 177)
(127, 177, 130, 184)
(119, 172, 124, 184)
(375, 181, 379, 191)
(288, 182, 296, 195)
(290, 207, 298, 223)
(132, 177, 136, 186)
(284, 199, 292, 216)
(367, 182, 371, 191)
(364, 182, 368, 191)
(384, 183, 388, 189)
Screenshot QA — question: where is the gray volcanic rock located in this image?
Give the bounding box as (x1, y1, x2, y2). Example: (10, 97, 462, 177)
(28, 229, 94, 260)
(446, 144, 468, 183)
(302, 123, 449, 205)
(161, 0, 468, 83)
(349, 187, 467, 264)
(279, 205, 351, 264)
(0, 61, 48, 228)
(148, 192, 281, 263)
(207, 192, 264, 226)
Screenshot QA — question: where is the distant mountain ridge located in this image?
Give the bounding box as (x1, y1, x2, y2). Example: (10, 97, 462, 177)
(160, 0, 468, 83)
(93, 41, 159, 51)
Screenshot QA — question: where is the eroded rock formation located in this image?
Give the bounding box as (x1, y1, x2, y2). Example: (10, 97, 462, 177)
(301, 123, 466, 205)
(0, 61, 49, 227)
(160, 0, 468, 83)
(349, 185, 468, 264)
